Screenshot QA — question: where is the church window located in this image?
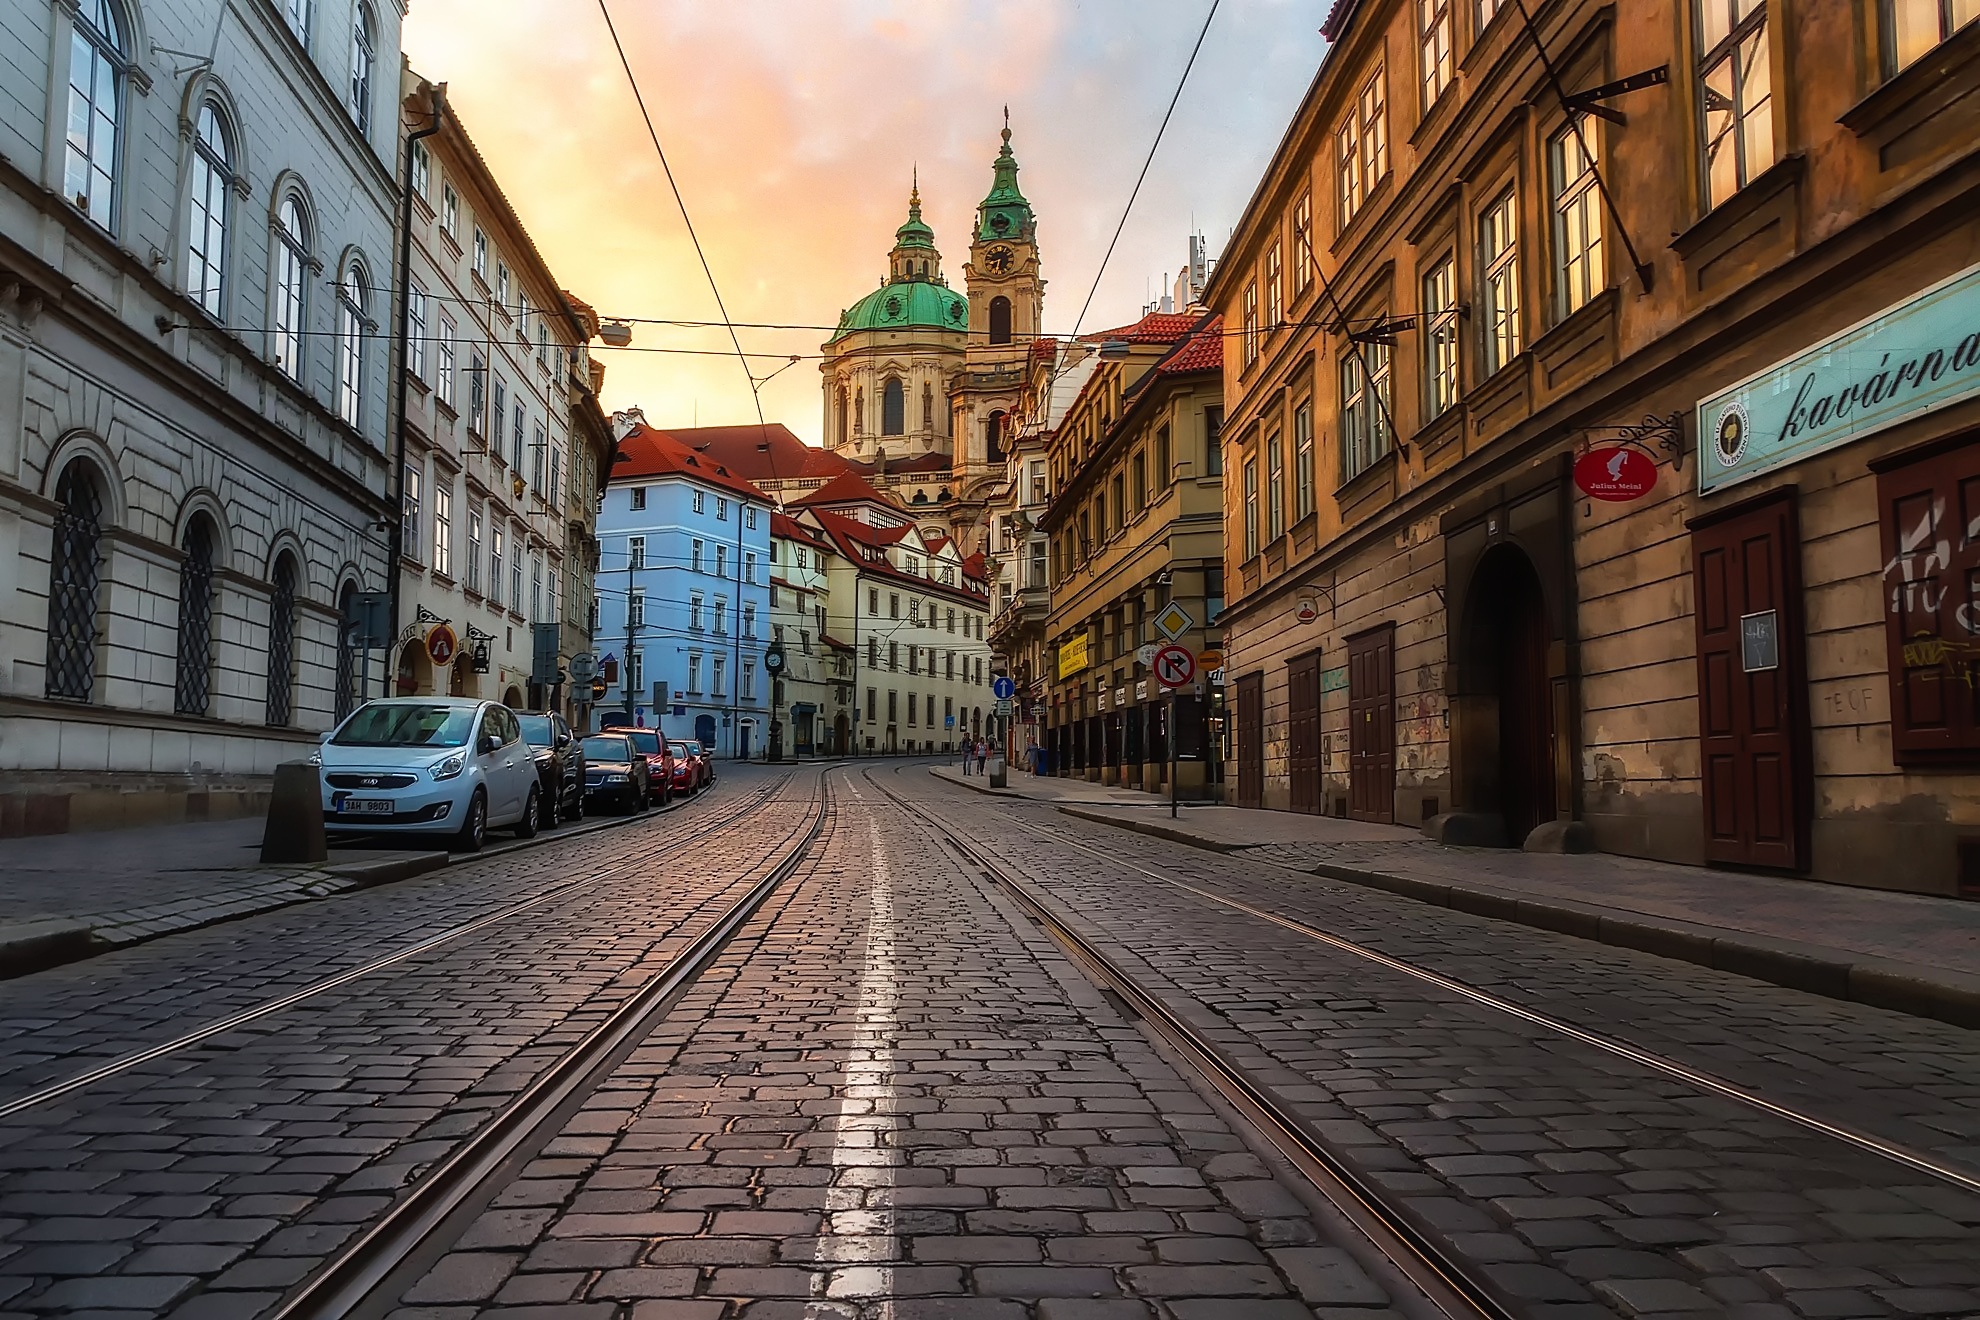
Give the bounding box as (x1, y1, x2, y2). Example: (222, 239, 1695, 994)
(989, 295, 1013, 346)
(882, 377, 905, 436)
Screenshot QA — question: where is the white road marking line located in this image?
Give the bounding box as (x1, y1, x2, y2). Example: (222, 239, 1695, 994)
(808, 817, 901, 1318)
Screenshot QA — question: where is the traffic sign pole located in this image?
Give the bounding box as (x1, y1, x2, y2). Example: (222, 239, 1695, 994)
(1150, 644, 1195, 818)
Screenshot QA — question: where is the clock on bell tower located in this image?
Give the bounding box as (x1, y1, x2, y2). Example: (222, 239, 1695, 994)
(965, 109, 1044, 350)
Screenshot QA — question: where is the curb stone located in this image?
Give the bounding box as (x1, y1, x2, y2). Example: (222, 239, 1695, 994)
(1055, 805, 1980, 1032)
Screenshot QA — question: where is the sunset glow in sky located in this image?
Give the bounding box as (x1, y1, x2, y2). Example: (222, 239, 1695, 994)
(403, 2, 1327, 446)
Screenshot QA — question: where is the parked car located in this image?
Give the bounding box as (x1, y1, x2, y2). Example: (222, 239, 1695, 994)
(622, 729, 675, 806)
(690, 740, 717, 787)
(318, 698, 540, 852)
(580, 732, 650, 814)
(518, 712, 585, 828)
(666, 741, 701, 795)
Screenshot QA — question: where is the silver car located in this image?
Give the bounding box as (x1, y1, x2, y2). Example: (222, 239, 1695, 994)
(317, 698, 541, 851)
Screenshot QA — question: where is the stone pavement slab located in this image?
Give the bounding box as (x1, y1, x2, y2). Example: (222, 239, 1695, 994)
(1026, 798, 1980, 1028)
(929, 764, 1188, 808)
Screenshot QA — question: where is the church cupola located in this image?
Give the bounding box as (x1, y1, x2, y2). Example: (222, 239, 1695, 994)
(889, 173, 943, 285)
(976, 111, 1035, 242)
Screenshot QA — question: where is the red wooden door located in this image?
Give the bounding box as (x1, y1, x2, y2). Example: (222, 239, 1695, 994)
(1348, 627, 1395, 823)
(1288, 652, 1322, 814)
(1691, 492, 1809, 870)
(1235, 672, 1264, 808)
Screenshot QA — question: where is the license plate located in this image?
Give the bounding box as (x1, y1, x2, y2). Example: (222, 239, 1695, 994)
(337, 798, 395, 815)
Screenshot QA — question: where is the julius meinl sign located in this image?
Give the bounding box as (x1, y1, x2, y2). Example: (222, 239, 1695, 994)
(1698, 261, 1980, 493)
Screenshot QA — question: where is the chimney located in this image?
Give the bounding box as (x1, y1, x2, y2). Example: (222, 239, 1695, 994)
(610, 406, 648, 440)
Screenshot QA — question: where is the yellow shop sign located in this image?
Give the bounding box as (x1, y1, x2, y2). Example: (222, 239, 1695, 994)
(1057, 633, 1090, 680)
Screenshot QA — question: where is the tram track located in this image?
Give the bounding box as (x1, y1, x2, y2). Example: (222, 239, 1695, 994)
(911, 772, 1980, 1195)
(861, 764, 1514, 1320)
(0, 774, 791, 1120)
(262, 774, 838, 1320)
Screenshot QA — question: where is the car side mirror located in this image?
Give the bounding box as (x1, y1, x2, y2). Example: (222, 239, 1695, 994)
(318, 731, 332, 745)
(479, 733, 501, 755)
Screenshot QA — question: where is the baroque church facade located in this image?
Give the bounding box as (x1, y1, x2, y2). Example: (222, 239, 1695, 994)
(817, 120, 1044, 555)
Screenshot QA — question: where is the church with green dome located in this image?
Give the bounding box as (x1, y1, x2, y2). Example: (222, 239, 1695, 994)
(819, 118, 1045, 556)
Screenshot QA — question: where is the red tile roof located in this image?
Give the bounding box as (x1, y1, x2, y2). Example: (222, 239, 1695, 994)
(770, 511, 832, 553)
(612, 425, 771, 503)
(1156, 314, 1224, 375)
(806, 510, 988, 604)
(659, 424, 852, 484)
(793, 470, 899, 511)
(1086, 311, 1201, 345)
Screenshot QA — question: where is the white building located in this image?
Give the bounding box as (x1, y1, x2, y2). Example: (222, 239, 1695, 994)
(0, 0, 403, 832)
(767, 513, 847, 756)
(392, 72, 611, 722)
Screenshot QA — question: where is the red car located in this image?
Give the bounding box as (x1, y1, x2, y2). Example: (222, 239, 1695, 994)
(622, 729, 675, 805)
(666, 741, 701, 795)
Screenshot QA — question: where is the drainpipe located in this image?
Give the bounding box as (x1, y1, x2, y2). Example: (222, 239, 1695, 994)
(384, 86, 446, 697)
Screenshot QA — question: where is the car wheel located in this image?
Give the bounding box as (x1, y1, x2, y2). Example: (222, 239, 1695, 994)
(514, 786, 540, 839)
(454, 790, 488, 852)
(568, 789, 584, 821)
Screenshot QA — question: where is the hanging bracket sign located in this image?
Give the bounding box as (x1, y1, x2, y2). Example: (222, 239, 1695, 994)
(1573, 446, 1659, 502)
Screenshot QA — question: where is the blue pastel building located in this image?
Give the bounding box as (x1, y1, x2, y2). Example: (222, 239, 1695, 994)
(591, 418, 773, 757)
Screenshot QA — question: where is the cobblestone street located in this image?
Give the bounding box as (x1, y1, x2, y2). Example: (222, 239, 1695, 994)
(0, 762, 1976, 1319)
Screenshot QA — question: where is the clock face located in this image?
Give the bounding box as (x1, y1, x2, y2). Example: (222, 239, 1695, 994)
(987, 246, 1013, 275)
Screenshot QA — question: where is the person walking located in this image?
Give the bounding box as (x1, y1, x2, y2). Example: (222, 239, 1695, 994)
(977, 738, 990, 775)
(961, 739, 972, 775)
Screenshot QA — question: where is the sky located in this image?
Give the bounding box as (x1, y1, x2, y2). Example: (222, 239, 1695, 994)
(403, 1, 1327, 447)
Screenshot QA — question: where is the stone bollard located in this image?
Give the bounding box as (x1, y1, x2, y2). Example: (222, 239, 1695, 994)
(988, 756, 1007, 789)
(261, 760, 328, 864)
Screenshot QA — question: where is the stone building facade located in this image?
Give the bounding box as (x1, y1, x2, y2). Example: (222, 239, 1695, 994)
(1211, 0, 1980, 893)
(392, 73, 611, 725)
(0, 0, 403, 833)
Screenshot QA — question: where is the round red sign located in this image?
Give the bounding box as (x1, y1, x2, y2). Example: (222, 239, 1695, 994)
(1573, 446, 1658, 502)
(425, 624, 459, 667)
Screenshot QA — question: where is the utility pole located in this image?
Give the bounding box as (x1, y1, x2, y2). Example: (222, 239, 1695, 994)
(622, 544, 638, 720)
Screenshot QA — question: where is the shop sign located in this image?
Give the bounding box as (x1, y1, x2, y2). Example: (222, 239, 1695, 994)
(1057, 633, 1090, 679)
(1573, 446, 1659, 501)
(1296, 599, 1319, 623)
(1698, 261, 1980, 493)
(424, 624, 458, 667)
(1114, 686, 1127, 707)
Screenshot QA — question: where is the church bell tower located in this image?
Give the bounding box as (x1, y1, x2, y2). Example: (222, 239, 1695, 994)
(964, 110, 1044, 354)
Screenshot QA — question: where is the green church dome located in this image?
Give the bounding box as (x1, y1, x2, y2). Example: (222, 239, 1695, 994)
(831, 280, 970, 341)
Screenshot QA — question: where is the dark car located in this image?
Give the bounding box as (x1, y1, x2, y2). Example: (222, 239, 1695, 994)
(666, 741, 700, 795)
(623, 729, 675, 806)
(580, 733, 649, 813)
(518, 712, 584, 828)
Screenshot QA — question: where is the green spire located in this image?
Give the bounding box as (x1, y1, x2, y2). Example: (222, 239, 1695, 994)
(894, 168, 936, 250)
(978, 108, 1034, 242)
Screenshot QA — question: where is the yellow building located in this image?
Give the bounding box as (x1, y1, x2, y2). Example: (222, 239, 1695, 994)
(1041, 313, 1225, 793)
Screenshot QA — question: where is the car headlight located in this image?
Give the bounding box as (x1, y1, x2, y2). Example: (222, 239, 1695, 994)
(431, 754, 466, 781)
(307, 751, 322, 767)
(603, 772, 627, 783)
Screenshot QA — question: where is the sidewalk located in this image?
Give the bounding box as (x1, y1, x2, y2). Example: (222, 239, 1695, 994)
(932, 766, 1980, 1029)
(0, 816, 452, 979)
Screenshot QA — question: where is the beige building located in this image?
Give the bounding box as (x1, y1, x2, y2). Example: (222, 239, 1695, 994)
(1210, 0, 1980, 894)
(1041, 312, 1225, 793)
(393, 75, 611, 722)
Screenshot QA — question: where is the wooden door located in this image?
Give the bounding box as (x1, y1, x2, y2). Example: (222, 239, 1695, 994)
(1288, 652, 1322, 815)
(1348, 626, 1395, 823)
(1235, 672, 1264, 808)
(1691, 491, 1809, 870)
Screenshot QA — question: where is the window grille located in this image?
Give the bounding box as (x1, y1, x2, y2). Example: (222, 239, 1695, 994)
(266, 554, 297, 727)
(335, 585, 358, 721)
(45, 460, 104, 701)
(175, 517, 218, 716)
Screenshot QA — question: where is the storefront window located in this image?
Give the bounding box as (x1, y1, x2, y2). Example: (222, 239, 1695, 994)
(1875, 436, 1980, 762)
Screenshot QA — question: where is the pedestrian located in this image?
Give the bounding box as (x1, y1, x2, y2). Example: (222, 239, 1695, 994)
(977, 739, 989, 774)
(960, 738, 972, 775)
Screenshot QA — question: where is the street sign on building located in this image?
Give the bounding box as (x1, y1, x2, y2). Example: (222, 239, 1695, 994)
(1152, 643, 1196, 689)
(1153, 602, 1194, 641)
(568, 652, 598, 683)
(991, 675, 1017, 701)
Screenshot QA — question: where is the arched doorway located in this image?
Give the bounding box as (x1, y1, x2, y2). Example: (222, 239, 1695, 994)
(695, 713, 717, 749)
(1460, 545, 1555, 844)
(502, 684, 524, 709)
(450, 654, 474, 697)
(834, 712, 850, 754)
(397, 641, 432, 697)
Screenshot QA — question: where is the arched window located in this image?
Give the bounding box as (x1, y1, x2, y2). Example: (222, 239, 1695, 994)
(334, 581, 359, 721)
(174, 515, 219, 716)
(987, 410, 1007, 464)
(45, 459, 106, 702)
(989, 295, 1013, 346)
(64, 0, 126, 229)
(187, 103, 233, 316)
(921, 383, 934, 432)
(882, 377, 905, 436)
(284, 0, 311, 45)
(266, 552, 298, 727)
(273, 197, 309, 379)
(337, 262, 367, 427)
(350, 4, 376, 134)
